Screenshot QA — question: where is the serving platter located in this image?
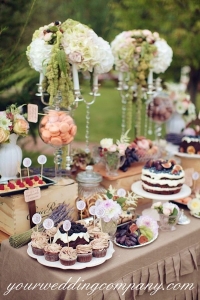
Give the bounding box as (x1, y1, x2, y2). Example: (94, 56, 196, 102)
(0, 175, 55, 196)
(114, 232, 158, 249)
(27, 241, 115, 270)
(190, 211, 200, 219)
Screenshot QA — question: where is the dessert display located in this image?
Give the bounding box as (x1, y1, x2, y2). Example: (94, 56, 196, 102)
(128, 136, 160, 162)
(53, 221, 90, 248)
(39, 110, 77, 147)
(179, 115, 200, 155)
(59, 247, 77, 266)
(179, 136, 200, 155)
(0, 175, 55, 194)
(115, 217, 158, 248)
(141, 159, 185, 195)
(43, 243, 62, 262)
(147, 93, 173, 123)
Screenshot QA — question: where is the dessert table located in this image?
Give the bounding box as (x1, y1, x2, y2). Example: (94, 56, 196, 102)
(1, 207, 200, 300)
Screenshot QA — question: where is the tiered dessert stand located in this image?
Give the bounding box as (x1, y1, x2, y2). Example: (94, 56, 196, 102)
(131, 181, 191, 220)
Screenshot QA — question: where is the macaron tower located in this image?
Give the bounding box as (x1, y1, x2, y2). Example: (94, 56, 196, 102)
(39, 110, 77, 147)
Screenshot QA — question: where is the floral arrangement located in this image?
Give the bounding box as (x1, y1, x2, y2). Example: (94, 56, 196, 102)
(152, 201, 179, 225)
(187, 193, 200, 216)
(100, 130, 130, 157)
(26, 19, 114, 108)
(95, 197, 122, 222)
(111, 30, 173, 133)
(70, 148, 94, 172)
(105, 185, 142, 211)
(136, 215, 159, 238)
(99, 131, 130, 173)
(166, 83, 196, 124)
(0, 104, 29, 144)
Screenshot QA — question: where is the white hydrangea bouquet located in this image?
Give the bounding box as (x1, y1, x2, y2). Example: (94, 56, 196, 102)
(110, 29, 173, 132)
(26, 19, 114, 108)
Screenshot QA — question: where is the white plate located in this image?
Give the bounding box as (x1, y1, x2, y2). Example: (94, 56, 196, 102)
(175, 152, 200, 159)
(114, 232, 158, 249)
(190, 211, 200, 219)
(131, 181, 191, 201)
(27, 242, 115, 270)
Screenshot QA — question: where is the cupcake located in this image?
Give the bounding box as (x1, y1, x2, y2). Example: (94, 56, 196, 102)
(87, 226, 101, 240)
(93, 232, 110, 247)
(43, 243, 62, 262)
(59, 247, 77, 266)
(31, 231, 48, 241)
(31, 237, 48, 256)
(45, 227, 57, 242)
(76, 244, 92, 263)
(90, 238, 108, 258)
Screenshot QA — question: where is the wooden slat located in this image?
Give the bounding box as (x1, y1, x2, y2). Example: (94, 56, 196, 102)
(0, 230, 9, 244)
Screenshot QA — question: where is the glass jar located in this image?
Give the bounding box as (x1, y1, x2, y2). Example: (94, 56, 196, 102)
(76, 165, 106, 199)
(39, 106, 77, 148)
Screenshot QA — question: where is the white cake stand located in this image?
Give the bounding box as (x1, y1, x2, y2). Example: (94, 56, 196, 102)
(131, 181, 191, 220)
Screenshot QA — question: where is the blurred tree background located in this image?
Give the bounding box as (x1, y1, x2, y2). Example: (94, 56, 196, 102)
(0, 0, 200, 144)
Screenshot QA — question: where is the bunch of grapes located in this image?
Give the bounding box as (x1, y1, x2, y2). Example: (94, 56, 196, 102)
(120, 147, 139, 172)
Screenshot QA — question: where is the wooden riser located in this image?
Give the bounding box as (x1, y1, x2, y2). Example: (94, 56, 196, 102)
(0, 230, 9, 244)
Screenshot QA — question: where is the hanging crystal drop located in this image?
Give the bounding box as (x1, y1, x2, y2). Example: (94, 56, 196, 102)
(85, 103, 90, 153)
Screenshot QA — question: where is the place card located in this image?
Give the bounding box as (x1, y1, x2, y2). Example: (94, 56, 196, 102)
(27, 104, 38, 123)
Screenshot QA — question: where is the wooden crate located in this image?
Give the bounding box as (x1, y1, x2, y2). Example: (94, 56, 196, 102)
(0, 178, 78, 236)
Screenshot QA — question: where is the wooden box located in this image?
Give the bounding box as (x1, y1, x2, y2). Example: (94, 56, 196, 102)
(0, 178, 78, 236)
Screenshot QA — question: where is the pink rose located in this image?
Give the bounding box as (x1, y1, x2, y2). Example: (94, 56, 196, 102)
(163, 208, 171, 216)
(13, 119, 29, 135)
(108, 145, 117, 152)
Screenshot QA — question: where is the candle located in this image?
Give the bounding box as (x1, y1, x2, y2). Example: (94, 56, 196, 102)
(118, 72, 123, 82)
(39, 73, 44, 85)
(72, 63, 80, 90)
(148, 69, 153, 85)
(93, 73, 98, 86)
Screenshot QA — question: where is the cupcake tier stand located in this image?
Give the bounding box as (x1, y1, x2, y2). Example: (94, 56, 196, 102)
(131, 181, 191, 221)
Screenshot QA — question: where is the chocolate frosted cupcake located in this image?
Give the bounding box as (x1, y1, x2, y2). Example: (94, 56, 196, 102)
(59, 247, 77, 266)
(43, 243, 62, 262)
(76, 244, 92, 263)
(31, 237, 48, 256)
(90, 238, 108, 258)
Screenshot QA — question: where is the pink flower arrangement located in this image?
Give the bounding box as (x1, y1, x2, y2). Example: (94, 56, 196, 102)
(0, 104, 29, 144)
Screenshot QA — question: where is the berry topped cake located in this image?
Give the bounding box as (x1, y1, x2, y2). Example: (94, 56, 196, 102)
(53, 221, 90, 248)
(179, 115, 200, 155)
(141, 159, 185, 195)
(179, 135, 200, 155)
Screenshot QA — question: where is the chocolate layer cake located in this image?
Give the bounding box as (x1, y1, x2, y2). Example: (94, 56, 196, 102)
(179, 135, 200, 155)
(141, 159, 185, 195)
(53, 222, 90, 248)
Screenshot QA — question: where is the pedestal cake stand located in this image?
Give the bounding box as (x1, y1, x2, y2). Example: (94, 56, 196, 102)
(131, 181, 191, 221)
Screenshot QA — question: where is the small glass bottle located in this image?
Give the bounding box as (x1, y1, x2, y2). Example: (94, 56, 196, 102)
(76, 165, 106, 199)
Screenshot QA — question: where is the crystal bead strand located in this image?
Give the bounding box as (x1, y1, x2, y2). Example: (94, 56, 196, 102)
(85, 103, 90, 153)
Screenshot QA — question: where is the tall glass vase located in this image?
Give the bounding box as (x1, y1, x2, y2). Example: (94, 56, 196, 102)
(0, 133, 22, 181)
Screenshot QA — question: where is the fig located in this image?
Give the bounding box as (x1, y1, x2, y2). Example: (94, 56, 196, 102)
(171, 165, 183, 174)
(187, 146, 195, 154)
(145, 159, 154, 168)
(169, 159, 176, 166)
(129, 223, 138, 233)
(119, 229, 127, 237)
(161, 162, 172, 169)
(138, 235, 148, 244)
